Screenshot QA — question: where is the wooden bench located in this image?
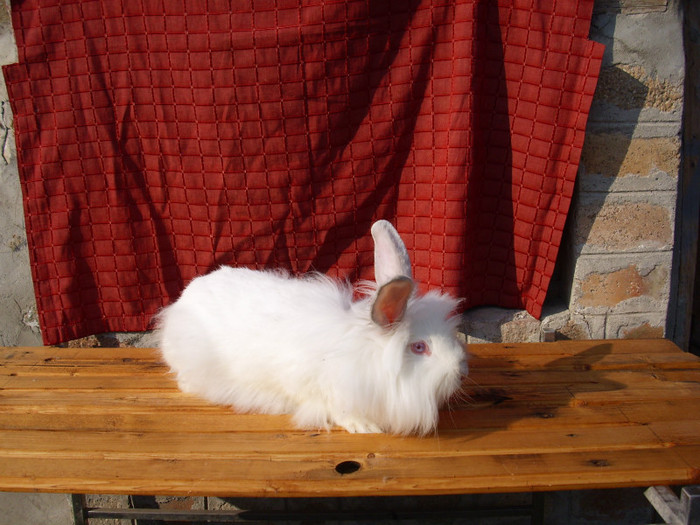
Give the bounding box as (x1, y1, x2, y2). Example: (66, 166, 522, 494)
(1, 339, 699, 523)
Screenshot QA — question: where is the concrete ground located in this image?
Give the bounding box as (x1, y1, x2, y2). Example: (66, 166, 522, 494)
(0, 492, 74, 525)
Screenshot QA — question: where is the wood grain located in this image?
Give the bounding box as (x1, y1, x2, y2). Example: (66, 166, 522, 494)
(0, 339, 699, 497)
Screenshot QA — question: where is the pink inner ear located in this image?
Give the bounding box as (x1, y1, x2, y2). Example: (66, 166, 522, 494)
(371, 277, 414, 327)
(371, 220, 412, 286)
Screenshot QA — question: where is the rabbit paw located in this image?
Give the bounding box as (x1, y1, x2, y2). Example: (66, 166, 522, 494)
(337, 417, 383, 434)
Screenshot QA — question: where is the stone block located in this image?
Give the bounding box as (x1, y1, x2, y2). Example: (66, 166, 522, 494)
(541, 310, 607, 340)
(573, 191, 675, 254)
(590, 7, 684, 86)
(462, 307, 541, 344)
(608, 14, 685, 82)
(606, 312, 666, 339)
(153, 495, 206, 512)
(594, 64, 683, 113)
(84, 494, 130, 525)
(209, 497, 286, 512)
(463, 307, 611, 344)
(571, 253, 671, 314)
(65, 330, 158, 348)
(587, 62, 683, 125)
(594, 0, 668, 15)
(578, 133, 679, 192)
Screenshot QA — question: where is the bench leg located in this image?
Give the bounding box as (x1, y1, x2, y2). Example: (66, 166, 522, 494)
(645, 485, 700, 525)
(684, 487, 700, 525)
(70, 494, 87, 525)
(531, 492, 545, 525)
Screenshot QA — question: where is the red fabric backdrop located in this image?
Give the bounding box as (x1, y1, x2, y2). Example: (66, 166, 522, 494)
(4, 0, 603, 345)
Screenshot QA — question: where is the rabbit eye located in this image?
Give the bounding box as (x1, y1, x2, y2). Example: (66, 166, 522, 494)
(410, 341, 431, 356)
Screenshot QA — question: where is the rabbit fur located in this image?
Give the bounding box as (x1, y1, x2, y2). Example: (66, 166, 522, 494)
(157, 220, 468, 435)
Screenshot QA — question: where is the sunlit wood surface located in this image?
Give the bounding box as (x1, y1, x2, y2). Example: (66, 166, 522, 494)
(1, 339, 698, 497)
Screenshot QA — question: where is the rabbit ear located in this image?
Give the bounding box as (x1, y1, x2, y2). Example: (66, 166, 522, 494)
(371, 276, 414, 328)
(371, 220, 412, 286)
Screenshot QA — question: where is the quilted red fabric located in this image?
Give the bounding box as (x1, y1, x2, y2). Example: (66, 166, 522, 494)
(4, 0, 603, 345)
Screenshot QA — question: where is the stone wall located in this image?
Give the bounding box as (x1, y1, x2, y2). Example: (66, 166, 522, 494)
(465, 0, 686, 345)
(0, 1, 41, 348)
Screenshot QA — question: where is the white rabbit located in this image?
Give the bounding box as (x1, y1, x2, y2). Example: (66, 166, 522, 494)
(157, 220, 468, 435)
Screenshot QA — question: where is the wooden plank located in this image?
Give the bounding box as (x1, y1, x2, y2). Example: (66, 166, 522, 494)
(0, 363, 170, 379)
(0, 393, 693, 436)
(0, 374, 175, 390)
(469, 352, 700, 372)
(3, 341, 695, 381)
(570, 382, 700, 405)
(620, 399, 700, 424)
(647, 421, 700, 446)
(3, 362, 684, 385)
(0, 346, 162, 364)
(650, 370, 700, 382)
(0, 390, 206, 409)
(0, 423, 672, 460)
(468, 339, 681, 357)
(0, 389, 693, 426)
(0, 346, 161, 359)
(467, 369, 700, 388)
(0, 339, 682, 366)
(0, 393, 694, 434)
(0, 448, 695, 497)
(671, 446, 700, 480)
(0, 400, 635, 433)
(3, 367, 697, 396)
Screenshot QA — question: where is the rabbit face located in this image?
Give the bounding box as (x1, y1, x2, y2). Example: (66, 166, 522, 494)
(370, 289, 466, 435)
